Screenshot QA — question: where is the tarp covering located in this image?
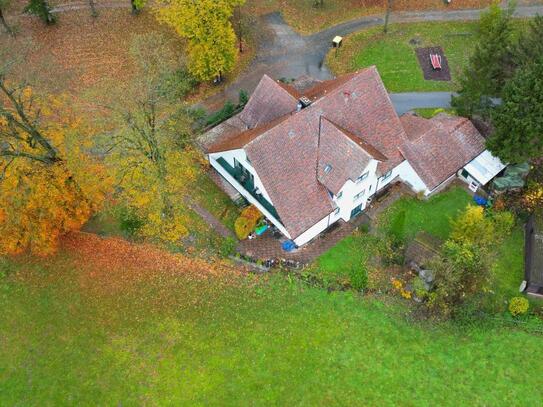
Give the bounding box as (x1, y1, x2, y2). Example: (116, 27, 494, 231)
(492, 162, 530, 191)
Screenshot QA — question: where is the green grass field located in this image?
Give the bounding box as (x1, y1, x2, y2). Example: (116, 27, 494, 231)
(327, 22, 480, 92)
(1, 252, 543, 405)
(380, 186, 473, 241)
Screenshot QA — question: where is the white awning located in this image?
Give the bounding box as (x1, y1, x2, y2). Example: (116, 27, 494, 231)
(463, 150, 506, 186)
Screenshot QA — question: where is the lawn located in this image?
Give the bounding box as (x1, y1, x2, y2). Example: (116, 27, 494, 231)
(316, 230, 377, 287)
(379, 186, 472, 242)
(2, 245, 543, 405)
(327, 21, 481, 92)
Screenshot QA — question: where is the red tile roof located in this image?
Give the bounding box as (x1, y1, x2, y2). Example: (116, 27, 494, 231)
(399, 113, 486, 190)
(317, 117, 385, 195)
(239, 74, 299, 129)
(240, 66, 408, 239)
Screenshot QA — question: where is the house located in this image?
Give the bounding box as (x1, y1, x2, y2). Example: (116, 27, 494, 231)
(203, 67, 505, 247)
(524, 212, 543, 298)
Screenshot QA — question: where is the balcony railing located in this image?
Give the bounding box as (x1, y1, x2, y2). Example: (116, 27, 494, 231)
(215, 157, 281, 220)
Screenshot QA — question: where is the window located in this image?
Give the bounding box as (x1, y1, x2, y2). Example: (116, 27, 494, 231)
(356, 171, 369, 183)
(334, 207, 340, 215)
(324, 164, 333, 174)
(381, 171, 392, 181)
(354, 190, 365, 201)
(336, 191, 343, 199)
(461, 169, 469, 179)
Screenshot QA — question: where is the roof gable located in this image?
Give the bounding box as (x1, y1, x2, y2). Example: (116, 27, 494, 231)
(399, 114, 486, 190)
(238, 75, 299, 129)
(317, 118, 382, 195)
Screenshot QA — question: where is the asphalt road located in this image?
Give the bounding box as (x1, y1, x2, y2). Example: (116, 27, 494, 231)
(200, 4, 543, 112)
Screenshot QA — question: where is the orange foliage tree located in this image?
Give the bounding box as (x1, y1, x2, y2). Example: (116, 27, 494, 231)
(0, 79, 109, 255)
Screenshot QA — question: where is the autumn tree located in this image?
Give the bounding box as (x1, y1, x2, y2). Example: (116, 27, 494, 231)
(0, 76, 109, 255)
(100, 33, 198, 242)
(155, 0, 245, 82)
(451, 3, 515, 118)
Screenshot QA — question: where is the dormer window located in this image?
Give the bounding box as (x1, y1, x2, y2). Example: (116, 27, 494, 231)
(324, 164, 333, 174)
(356, 171, 369, 183)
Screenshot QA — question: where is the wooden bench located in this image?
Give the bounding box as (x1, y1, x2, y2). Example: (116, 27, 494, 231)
(430, 53, 442, 70)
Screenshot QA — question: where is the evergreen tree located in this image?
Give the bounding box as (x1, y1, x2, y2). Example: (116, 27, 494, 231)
(514, 15, 543, 68)
(487, 57, 543, 163)
(451, 4, 515, 117)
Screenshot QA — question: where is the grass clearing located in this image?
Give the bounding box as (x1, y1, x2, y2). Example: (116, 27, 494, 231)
(327, 21, 480, 92)
(1, 245, 543, 405)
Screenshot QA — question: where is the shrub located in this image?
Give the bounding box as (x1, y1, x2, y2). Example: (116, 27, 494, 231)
(348, 264, 368, 291)
(234, 206, 262, 240)
(205, 101, 236, 127)
(238, 89, 249, 107)
(25, 0, 56, 24)
(234, 217, 252, 239)
(508, 296, 529, 316)
(240, 205, 262, 224)
(118, 207, 144, 238)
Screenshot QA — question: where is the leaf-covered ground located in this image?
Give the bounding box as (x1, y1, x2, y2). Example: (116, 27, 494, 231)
(2, 231, 543, 405)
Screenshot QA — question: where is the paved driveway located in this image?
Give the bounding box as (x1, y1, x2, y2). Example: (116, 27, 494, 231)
(200, 4, 543, 112)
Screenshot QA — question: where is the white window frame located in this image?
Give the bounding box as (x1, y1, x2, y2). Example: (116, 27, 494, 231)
(356, 171, 369, 184)
(354, 190, 365, 201)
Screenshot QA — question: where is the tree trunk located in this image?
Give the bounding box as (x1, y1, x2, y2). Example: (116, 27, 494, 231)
(236, 6, 243, 53)
(0, 8, 12, 35)
(384, 0, 393, 33)
(89, 0, 97, 17)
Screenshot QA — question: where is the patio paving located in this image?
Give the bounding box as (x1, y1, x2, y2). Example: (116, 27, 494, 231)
(237, 214, 370, 265)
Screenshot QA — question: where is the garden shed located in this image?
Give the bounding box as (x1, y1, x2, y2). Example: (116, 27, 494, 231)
(525, 211, 543, 298)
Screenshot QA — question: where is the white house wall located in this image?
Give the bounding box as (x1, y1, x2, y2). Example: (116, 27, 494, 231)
(385, 160, 429, 195)
(294, 211, 341, 246)
(334, 159, 379, 222)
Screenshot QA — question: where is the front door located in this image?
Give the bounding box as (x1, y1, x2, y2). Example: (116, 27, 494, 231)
(350, 204, 363, 219)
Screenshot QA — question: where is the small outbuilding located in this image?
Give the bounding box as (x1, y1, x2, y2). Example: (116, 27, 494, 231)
(524, 211, 543, 298)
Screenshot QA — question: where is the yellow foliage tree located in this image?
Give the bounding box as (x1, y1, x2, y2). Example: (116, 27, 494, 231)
(0, 81, 110, 255)
(102, 33, 199, 242)
(155, 0, 245, 81)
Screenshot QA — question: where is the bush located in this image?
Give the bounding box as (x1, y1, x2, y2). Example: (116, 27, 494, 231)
(238, 89, 249, 107)
(508, 296, 529, 316)
(234, 205, 262, 240)
(348, 264, 368, 291)
(118, 207, 144, 238)
(205, 101, 236, 127)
